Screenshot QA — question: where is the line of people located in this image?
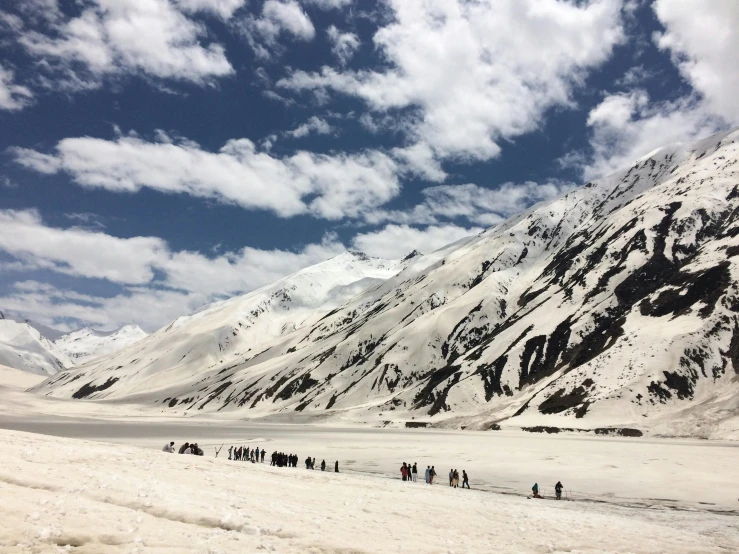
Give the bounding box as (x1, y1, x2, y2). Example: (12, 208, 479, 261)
(401, 464, 469, 488)
(228, 445, 265, 463)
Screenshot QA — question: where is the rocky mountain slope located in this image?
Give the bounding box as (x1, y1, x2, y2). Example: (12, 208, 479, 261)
(55, 325, 148, 366)
(0, 320, 71, 376)
(33, 129, 739, 437)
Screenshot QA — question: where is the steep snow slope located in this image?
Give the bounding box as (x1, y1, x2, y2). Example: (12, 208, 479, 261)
(0, 320, 70, 376)
(35, 129, 739, 436)
(55, 325, 148, 365)
(36, 252, 407, 398)
(0, 311, 66, 340)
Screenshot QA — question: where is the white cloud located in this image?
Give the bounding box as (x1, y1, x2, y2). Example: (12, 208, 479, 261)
(0, 64, 32, 111)
(302, 0, 353, 9)
(326, 25, 360, 65)
(12, 134, 399, 220)
(578, 90, 724, 181)
(654, 0, 739, 122)
(0, 209, 347, 330)
(237, 0, 315, 58)
(285, 116, 333, 138)
(17, 0, 234, 88)
(366, 181, 573, 227)
(351, 224, 481, 259)
(279, 0, 624, 163)
(0, 209, 167, 284)
(175, 0, 246, 19)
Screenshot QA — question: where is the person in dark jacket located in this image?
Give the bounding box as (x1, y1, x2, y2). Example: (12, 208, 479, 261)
(335, 460, 339, 473)
(178, 442, 190, 454)
(462, 470, 470, 489)
(401, 462, 408, 481)
(429, 466, 436, 485)
(555, 481, 563, 500)
(261, 450, 266, 463)
(228, 446, 233, 460)
(412, 463, 418, 482)
(321, 460, 326, 471)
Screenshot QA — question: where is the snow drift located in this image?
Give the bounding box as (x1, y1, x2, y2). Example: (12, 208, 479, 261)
(33, 129, 739, 436)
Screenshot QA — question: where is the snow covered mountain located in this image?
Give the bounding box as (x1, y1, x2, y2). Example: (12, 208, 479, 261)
(33, 129, 739, 437)
(55, 325, 148, 366)
(35, 251, 408, 398)
(0, 311, 66, 341)
(0, 320, 71, 376)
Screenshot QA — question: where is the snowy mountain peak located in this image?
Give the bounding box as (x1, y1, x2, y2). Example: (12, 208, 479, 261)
(55, 325, 148, 366)
(0, 319, 70, 376)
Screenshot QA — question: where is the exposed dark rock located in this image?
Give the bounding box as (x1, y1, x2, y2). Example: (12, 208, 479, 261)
(72, 377, 120, 399)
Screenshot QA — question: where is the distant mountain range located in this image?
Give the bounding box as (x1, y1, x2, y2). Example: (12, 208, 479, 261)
(25, 128, 739, 437)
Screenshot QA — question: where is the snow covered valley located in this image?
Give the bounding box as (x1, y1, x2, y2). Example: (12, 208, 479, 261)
(2, 363, 739, 552)
(0, 426, 737, 554)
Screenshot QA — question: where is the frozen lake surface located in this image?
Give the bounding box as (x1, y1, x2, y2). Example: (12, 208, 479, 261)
(1, 428, 738, 554)
(1, 413, 737, 512)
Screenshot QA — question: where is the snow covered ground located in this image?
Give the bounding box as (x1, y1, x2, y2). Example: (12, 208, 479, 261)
(0, 429, 737, 554)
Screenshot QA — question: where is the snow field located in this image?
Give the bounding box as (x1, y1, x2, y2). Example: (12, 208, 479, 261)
(0, 429, 738, 553)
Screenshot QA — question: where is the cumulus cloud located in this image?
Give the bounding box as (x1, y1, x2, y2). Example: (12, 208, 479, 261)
(285, 116, 334, 138)
(326, 25, 360, 65)
(576, 90, 723, 181)
(0, 64, 32, 111)
(14, 0, 234, 90)
(653, 0, 739, 122)
(366, 181, 573, 228)
(279, 0, 624, 163)
(236, 0, 315, 59)
(0, 209, 347, 330)
(175, 0, 246, 19)
(303, 0, 353, 9)
(12, 134, 399, 220)
(351, 224, 481, 259)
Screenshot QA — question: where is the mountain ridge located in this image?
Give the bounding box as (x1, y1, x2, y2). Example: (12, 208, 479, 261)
(32, 128, 739, 438)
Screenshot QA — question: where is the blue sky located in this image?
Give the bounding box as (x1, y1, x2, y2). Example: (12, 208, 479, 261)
(0, 0, 736, 332)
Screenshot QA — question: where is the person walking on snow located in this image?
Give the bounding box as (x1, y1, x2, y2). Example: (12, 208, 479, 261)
(425, 466, 431, 484)
(462, 470, 470, 489)
(162, 441, 175, 453)
(532, 483, 540, 498)
(555, 481, 563, 500)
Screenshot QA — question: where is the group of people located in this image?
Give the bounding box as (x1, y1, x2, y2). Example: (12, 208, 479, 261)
(400, 464, 469, 489)
(223, 447, 341, 473)
(531, 481, 565, 500)
(164, 441, 561, 499)
(229, 445, 265, 463)
(162, 441, 204, 456)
